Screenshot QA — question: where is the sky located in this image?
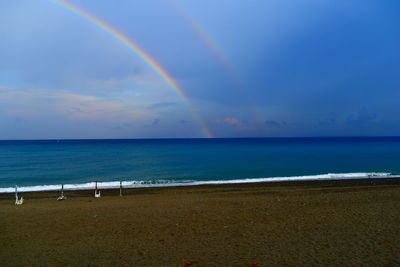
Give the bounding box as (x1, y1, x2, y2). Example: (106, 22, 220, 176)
(1, 0, 399, 139)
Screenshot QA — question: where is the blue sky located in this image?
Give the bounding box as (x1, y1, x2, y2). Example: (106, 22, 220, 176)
(1, 0, 399, 139)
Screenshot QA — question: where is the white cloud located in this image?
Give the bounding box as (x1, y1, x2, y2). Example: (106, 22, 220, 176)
(0, 86, 153, 123)
(0, 86, 206, 139)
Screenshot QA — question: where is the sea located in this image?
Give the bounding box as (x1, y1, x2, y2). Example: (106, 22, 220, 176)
(1, 137, 399, 193)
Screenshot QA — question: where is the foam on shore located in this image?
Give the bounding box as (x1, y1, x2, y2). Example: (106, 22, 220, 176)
(0, 172, 396, 193)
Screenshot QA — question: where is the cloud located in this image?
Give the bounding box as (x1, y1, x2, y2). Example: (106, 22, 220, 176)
(0, 86, 153, 123)
(147, 102, 177, 110)
(2, 1, 399, 138)
(0, 86, 212, 139)
(213, 117, 257, 131)
(265, 120, 287, 127)
(223, 117, 241, 127)
(0, 1, 175, 96)
(346, 108, 377, 127)
(213, 117, 240, 127)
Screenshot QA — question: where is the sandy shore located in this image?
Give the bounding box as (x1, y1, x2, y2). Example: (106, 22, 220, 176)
(1, 178, 400, 266)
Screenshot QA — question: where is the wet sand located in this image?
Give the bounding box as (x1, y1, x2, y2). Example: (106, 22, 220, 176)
(1, 178, 400, 266)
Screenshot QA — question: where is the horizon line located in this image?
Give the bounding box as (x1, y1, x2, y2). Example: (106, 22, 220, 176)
(1, 136, 400, 142)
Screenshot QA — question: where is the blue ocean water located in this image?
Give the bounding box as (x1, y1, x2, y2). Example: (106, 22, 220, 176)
(0, 137, 399, 191)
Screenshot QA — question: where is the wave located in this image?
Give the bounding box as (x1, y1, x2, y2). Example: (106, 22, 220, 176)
(0, 172, 396, 193)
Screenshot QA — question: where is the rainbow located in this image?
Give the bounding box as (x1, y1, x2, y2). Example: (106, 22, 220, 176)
(170, 0, 265, 123)
(47, 0, 213, 138)
(169, 0, 238, 79)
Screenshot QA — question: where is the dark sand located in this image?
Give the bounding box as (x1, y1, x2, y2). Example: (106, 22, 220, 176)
(1, 178, 400, 266)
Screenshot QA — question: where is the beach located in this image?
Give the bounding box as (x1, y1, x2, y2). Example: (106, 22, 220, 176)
(1, 178, 400, 266)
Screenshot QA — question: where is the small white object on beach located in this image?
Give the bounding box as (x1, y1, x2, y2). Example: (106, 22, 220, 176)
(15, 185, 24, 205)
(57, 184, 67, 201)
(15, 197, 24, 205)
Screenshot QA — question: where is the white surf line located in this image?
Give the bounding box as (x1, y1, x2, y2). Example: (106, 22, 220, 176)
(0, 173, 398, 193)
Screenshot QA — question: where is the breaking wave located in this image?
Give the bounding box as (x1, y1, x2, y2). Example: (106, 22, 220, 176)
(0, 172, 395, 193)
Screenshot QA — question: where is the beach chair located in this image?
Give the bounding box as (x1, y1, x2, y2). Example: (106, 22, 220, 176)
(57, 195, 67, 200)
(57, 184, 67, 200)
(15, 197, 24, 205)
(15, 185, 24, 205)
(94, 181, 101, 198)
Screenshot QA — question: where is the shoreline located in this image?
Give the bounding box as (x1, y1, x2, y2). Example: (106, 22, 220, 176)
(1, 173, 397, 194)
(2, 176, 400, 200)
